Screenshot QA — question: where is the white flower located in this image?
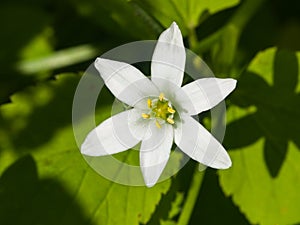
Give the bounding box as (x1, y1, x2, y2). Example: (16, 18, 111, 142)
(81, 22, 237, 187)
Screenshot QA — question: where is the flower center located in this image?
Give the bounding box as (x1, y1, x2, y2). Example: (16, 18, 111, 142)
(141, 93, 176, 128)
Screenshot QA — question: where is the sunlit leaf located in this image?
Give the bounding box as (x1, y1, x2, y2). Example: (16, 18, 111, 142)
(16, 44, 99, 75)
(168, 192, 184, 219)
(0, 73, 171, 225)
(219, 48, 300, 225)
(159, 192, 184, 225)
(133, 0, 240, 35)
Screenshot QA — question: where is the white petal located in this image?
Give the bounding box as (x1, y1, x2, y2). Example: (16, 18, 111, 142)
(81, 109, 147, 156)
(151, 22, 186, 89)
(177, 78, 237, 115)
(140, 123, 173, 187)
(95, 58, 159, 107)
(174, 115, 231, 169)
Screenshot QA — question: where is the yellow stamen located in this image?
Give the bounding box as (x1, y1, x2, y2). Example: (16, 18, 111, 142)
(167, 118, 175, 124)
(155, 120, 161, 128)
(159, 93, 164, 101)
(147, 99, 152, 108)
(167, 107, 175, 114)
(142, 113, 150, 119)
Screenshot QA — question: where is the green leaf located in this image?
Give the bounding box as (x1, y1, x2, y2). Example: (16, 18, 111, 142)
(16, 44, 99, 75)
(133, 0, 240, 35)
(0, 73, 171, 225)
(159, 192, 184, 225)
(219, 48, 300, 225)
(0, 155, 93, 225)
(160, 221, 177, 225)
(168, 192, 184, 219)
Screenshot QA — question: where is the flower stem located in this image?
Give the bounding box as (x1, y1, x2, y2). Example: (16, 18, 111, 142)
(188, 27, 198, 50)
(177, 166, 205, 225)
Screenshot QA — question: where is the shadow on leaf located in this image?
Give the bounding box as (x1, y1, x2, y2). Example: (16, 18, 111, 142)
(224, 49, 300, 178)
(0, 155, 95, 225)
(0, 72, 114, 153)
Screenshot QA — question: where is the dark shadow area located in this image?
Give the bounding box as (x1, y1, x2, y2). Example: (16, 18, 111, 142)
(237, 0, 300, 74)
(146, 160, 196, 225)
(224, 49, 300, 177)
(0, 155, 95, 225)
(190, 168, 250, 225)
(0, 2, 51, 104)
(0, 0, 134, 104)
(147, 162, 252, 225)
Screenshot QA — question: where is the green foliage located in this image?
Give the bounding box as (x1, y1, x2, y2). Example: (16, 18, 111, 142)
(133, 0, 240, 35)
(0, 74, 171, 225)
(1, 0, 300, 225)
(69, 0, 159, 39)
(220, 48, 300, 225)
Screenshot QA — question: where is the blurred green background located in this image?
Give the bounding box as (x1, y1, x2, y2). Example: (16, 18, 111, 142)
(1, 0, 300, 224)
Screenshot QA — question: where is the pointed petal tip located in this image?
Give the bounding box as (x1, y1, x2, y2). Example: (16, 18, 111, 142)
(221, 78, 237, 91)
(170, 21, 178, 29)
(80, 139, 89, 155)
(145, 182, 156, 188)
(218, 78, 237, 100)
(141, 161, 168, 188)
(94, 57, 109, 67)
(158, 21, 183, 46)
(228, 78, 237, 90)
(94, 57, 107, 72)
(80, 140, 99, 157)
(95, 57, 122, 69)
(210, 150, 232, 169)
(94, 57, 101, 63)
(141, 167, 160, 188)
(169, 21, 182, 38)
(80, 132, 105, 157)
(221, 158, 232, 169)
(141, 159, 170, 188)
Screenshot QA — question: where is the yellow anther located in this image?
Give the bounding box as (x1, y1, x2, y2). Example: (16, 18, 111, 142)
(147, 99, 152, 108)
(159, 93, 164, 101)
(155, 120, 161, 128)
(142, 113, 150, 119)
(167, 107, 175, 114)
(167, 118, 175, 124)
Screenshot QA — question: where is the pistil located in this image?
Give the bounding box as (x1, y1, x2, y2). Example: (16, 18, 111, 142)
(141, 93, 176, 128)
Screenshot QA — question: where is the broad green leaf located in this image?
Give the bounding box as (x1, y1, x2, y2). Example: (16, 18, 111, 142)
(133, 0, 240, 35)
(219, 48, 300, 225)
(0, 73, 171, 225)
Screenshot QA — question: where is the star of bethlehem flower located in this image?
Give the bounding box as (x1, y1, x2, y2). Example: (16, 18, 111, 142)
(81, 22, 237, 187)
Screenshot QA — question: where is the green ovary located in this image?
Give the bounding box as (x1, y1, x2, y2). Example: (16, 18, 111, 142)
(153, 100, 170, 120)
(141, 93, 176, 127)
